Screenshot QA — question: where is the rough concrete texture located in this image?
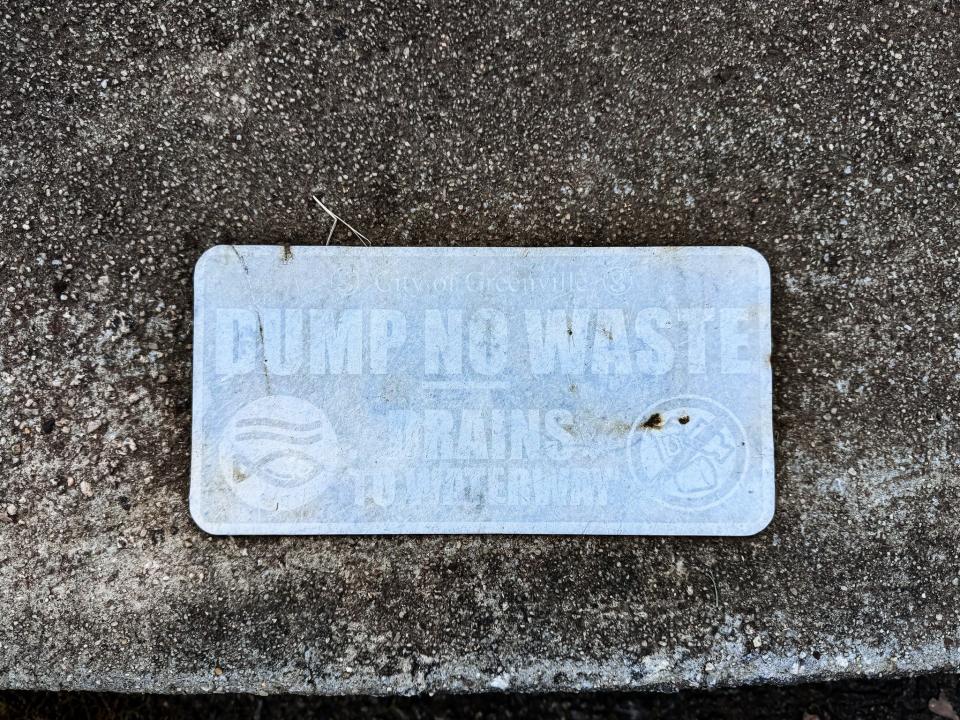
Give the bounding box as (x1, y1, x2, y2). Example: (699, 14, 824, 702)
(1, 0, 958, 695)
(4, 675, 960, 718)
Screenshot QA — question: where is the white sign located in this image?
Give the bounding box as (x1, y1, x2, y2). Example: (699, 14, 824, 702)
(190, 246, 774, 535)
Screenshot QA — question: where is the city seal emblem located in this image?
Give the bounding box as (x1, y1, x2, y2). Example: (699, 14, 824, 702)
(626, 395, 748, 511)
(218, 395, 339, 512)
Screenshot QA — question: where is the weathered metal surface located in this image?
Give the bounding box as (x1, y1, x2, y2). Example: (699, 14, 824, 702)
(191, 246, 773, 535)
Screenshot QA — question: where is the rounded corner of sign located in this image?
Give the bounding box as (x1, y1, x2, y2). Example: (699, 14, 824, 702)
(735, 246, 771, 282)
(739, 498, 776, 536)
(189, 500, 228, 536)
(194, 245, 232, 281)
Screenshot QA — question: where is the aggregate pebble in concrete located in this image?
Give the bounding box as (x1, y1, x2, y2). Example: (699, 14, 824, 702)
(1, 0, 959, 694)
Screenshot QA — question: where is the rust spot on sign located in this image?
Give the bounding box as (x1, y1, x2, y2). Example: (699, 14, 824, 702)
(640, 413, 664, 430)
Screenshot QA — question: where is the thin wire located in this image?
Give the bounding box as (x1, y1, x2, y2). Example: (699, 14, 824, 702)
(312, 195, 371, 246)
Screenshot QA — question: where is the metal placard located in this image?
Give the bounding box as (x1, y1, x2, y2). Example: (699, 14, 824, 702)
(191, 246, 774, 535)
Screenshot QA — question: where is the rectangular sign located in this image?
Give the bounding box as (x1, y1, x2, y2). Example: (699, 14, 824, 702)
(191, 246, 774, 535)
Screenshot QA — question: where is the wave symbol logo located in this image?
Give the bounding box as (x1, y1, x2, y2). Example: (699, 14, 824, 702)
(219, 396, 338, 511)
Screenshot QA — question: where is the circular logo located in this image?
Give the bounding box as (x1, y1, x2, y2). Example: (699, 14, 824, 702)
(603, 267, 631, 295)
(626, 396, 748, 511)
(219, 396, 338, 511)
(333, 265, 360, 295)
